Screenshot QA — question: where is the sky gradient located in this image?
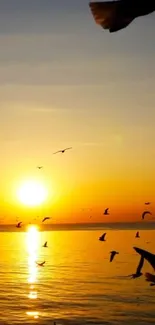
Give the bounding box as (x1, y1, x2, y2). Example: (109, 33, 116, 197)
(0, 0, 155, 224)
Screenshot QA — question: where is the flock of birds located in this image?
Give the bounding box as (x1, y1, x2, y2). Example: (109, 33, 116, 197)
(99, 201, 155, 285)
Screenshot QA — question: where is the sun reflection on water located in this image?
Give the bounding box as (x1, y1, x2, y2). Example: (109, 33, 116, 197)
(26, 225, 40, 318)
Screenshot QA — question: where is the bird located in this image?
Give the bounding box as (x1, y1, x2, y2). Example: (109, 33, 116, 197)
(130, 255, 144, 278)
(16, 222, 22, 228)
(89, 0, 155, 33)
(53, 147, 72, 155)
(145, 272, 155, 286)
(110, 251, 119, 262)
(103, 208, 109, 215)
(37, 166, 43, 169)
(42, 217, 50, 223)
(134, 247, 155, 271)
(145, 202, 151, 205)
(43, 241, 48, 248)
(36, 261, 45, 267)
(99, 233, 106, 241)
(141, 211, 152, 220)
(135, 231, 140, 238)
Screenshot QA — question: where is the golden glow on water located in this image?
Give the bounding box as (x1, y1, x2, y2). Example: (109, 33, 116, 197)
(26, 226, 39, 302)
(26, 311, 39, 319)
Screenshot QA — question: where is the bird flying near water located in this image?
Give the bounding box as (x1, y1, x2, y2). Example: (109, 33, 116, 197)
(103, 208, 109, 215)
(43, 241, 48, 248)
(130, 255, 144, 279)
(16, 222, 22, 228)
(134, 247, 155, 271)
(53, 147, 72, 154)
(110, 251, 119, 262)
(141, 211, 152, 220)
(135, 231, 140, 238)
(42, 217, 50, 223)
(89, 0, 155, 33)
(99, 233, 106, 241)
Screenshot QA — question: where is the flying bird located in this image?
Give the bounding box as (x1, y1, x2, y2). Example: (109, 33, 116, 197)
(145, 272, 155, 286)
(36, 261, 45, 267)
(135, 231, 140, 238)
(130, 255, 144, 279)
(145, 202, 151, 205)
(103, 208, 109, 215)
(37, 166, 43, 169)
(16, 222, 22, 228)
(134, 247, 155, 271)
(43, 241, 48, 248)
(142, 211, 152, 220)
(99, 233, 106, 241)
(42, 217, 50, 223)
(53, 147, 72, 155)
(110, 251, 119, 262)
(89, 0, 155, 33)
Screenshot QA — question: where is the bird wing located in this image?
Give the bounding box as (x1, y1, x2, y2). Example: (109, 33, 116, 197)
(102, 232, 106, 239)
(89, 1, 134, 32)
(110, 252, 115, 262)
(64, 147, 72, 151)
(145, 272, 155, 283)
(53, 150, 61, 154)
(134, 247, 155, 271)
(136, 256, 144, 274)
(142, 211, 152, 219)
(18, 222, 22, 226)
(42, 218, 45, 222)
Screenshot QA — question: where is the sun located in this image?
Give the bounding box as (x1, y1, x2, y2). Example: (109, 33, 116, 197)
(17, 180, 47, 207)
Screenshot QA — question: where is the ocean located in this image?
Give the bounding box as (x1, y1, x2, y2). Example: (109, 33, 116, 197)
(0, 223, 155, 325)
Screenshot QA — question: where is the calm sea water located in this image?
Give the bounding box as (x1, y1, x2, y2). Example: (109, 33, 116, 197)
(0, 225, 155, 325)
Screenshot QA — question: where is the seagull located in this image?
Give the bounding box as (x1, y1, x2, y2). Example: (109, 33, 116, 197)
(37, 166, 43, 169)
(43, 241, 48, 248)
(130, 255, 144, 278)
(42, 217, 50, 223)
(142, 211, 152, 220)
(110, 251, 119, 262)
(145, 202, 151, 205)
(99, 232, 106, 241)
(134, 247, 155, 271)
(53, 147, 72, 155)
(16, 222, 22, 228)
(145, 273, 155, 286)
(103, 208, 109, 215)
(36, 261, 45, 267)
(89, 0, 155, 33)
(135, 231, 140, 238)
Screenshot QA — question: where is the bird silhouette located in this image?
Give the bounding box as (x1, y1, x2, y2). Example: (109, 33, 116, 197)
(145, 202, 151, 205)
(145, 272, 155, 286)
(43, 241, 48, 248)
(53, 147, 72, 154)
(134, 247, 155, 271)
(89, 0, 155, 33)
(99, 233, 106, 241)
(130, 256, 144, 278)
(37, 166, 43, 169)
(42, 217, 50, 223)
(36, 261, 45, 267)
(135, 231, 140, 238)
(110, 251, 119, 262)
(103, 208, 109, 215)
(142, 211, 152, 220)
(16, 222, 22, 228)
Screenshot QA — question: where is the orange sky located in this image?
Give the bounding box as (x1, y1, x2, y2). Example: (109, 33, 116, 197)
(0, 1, 155, 224)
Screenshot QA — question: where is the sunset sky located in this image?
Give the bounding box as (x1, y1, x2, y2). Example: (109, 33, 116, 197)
(0, 0, 155, 224)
